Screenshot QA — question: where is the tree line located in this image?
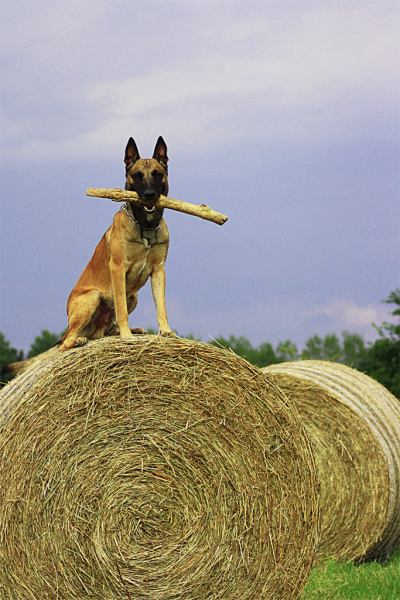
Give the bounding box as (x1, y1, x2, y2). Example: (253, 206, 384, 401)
(1, 290, 399, 397)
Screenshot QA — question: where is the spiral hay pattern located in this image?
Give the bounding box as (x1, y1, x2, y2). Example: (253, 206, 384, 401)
(0, 337, 319, 599)
(263, 360, 400, 562)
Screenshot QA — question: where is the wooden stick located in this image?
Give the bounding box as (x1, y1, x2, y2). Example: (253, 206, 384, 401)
(86, 188, 228, 226)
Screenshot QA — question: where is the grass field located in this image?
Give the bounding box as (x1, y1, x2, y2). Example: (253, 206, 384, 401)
(302, 552, 400, 599)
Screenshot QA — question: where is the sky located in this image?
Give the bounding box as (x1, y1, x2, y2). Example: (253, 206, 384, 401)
(0, 0, 399, 352)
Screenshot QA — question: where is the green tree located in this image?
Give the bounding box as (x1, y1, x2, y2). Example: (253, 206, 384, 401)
(0, 332, 24, 383)
(300, 332, 366, 365)
(211, 335, 255, 363)
(255, 342, 279, 367)
(359, 290, 400, 397)
(374, 289, 400, 340)
(341, 332, 367, 369)
(360, 339, 400, 397)
(276, 340, 299, 362)
(301, 333, 342, 362)
(211, 336, 278, 367)
(28, 330, 60, 358)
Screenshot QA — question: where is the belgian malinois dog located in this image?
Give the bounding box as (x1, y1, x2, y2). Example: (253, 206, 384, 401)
(60, 136, 174, 349)
(3, 137, 174, 377)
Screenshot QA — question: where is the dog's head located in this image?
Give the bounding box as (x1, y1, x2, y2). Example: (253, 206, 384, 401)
(124, 137, 169, 225)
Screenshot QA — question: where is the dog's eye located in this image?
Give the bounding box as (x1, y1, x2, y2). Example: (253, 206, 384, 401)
(133, 171, 144, 182)
(151, 170, 162, 180)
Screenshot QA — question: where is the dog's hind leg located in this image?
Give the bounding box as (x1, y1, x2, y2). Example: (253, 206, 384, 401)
(61, 290, 101, 350)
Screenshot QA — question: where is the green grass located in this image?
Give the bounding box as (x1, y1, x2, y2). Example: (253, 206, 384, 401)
(302, 552, 400, 600)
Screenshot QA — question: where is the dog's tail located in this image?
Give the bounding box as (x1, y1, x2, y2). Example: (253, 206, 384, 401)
(1, 345, 61, 381)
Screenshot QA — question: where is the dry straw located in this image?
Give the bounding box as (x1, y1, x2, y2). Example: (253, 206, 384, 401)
(0, 337, 319, 599)
(263, 360, 400, 562)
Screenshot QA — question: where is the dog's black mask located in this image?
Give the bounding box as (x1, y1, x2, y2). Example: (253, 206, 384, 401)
(124, 136, 169, 229)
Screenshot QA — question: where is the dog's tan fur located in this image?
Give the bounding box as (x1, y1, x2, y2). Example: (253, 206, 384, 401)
(1, 137, 174, 378)
(60, 137, 174, 350)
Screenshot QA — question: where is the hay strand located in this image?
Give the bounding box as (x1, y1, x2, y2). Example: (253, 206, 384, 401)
(263, 360, 400, 562)
(0, 337, 319, 599)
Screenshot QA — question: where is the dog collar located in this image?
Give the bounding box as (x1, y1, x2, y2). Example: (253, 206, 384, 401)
(121, 203, 162, 247)
(122, 202, 138, 224)
(122, 203, 160, 230)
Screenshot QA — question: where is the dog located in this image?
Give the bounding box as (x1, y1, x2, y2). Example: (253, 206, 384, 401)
(2, 137, 174, 377)
(60, 136, 174, 349)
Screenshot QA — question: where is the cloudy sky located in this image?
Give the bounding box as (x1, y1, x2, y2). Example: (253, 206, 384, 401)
(0, 0, 399, 352)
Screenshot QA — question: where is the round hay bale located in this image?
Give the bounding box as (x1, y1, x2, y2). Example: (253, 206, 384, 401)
(263, 360, 400, 562)
(0, 337, 319, 600)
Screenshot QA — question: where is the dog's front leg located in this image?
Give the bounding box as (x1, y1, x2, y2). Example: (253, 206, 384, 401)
(110, 257, 133, 340)
(151, 266, 174, 336)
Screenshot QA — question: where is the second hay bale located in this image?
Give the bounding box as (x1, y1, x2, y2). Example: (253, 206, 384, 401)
(0, 337, 319, 599)
(264, 360, 400, 562)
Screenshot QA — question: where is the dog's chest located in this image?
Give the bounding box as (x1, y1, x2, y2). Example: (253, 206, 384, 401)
(115, 215, 169, 292)
(124, 245, 150, 288)
(124, 241, 163, 292)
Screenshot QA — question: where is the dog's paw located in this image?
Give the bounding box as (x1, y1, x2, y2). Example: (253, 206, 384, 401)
(159, 329, 178, 338)
(73, 336, 89, 347)
(130, 328, 146, 335)
(120, 329, 134, 340)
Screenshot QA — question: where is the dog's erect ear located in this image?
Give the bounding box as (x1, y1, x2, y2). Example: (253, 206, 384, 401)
(124, 137, 140, 167)
(153, 136, 168, 167)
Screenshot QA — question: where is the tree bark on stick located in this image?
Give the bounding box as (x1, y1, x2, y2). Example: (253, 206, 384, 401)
(86, 188, 228, 226)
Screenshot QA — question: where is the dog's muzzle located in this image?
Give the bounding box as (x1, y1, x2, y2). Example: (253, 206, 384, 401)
(142, 191, 158, 212)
